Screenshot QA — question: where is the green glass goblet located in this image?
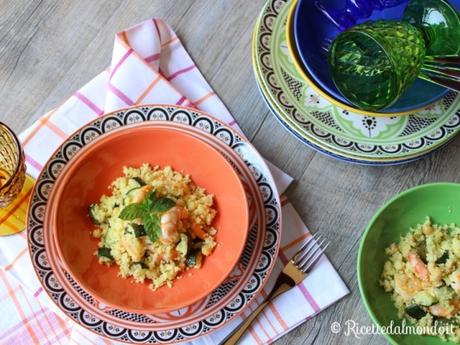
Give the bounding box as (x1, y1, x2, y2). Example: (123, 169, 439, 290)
(404, 0, 460, 55)
(328, 0, 460, 111)
(328, 20, 426, 111)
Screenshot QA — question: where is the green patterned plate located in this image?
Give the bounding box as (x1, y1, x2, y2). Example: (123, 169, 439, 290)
(253, 30, 455, 164)
(253, 0, 460, 161)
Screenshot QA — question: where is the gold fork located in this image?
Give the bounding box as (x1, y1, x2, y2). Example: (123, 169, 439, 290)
(221, 233, 329, 345)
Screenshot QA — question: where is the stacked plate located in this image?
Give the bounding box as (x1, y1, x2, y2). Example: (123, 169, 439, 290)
(27, 105, 282, 343)
(253, 0, 460, 166)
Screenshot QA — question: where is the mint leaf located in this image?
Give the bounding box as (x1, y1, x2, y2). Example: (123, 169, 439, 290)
(142, 190, 157, 211)
(144, 213, 161, 242)
(152, 197, 176, 213)
(119, 190, 175, 243)
(148, 190, 158, 203)
(119, 203, 145, 220)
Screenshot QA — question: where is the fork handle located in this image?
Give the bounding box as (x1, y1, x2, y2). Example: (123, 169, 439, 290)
(220, 283, 292, 345)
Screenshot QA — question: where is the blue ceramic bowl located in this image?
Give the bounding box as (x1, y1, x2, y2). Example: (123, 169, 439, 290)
(293, 0, 457, 114)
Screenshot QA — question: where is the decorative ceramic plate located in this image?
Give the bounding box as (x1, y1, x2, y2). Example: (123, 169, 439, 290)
(252, 23, 452, 166)
(253, 0, 460, 163)
(27, 105, 282, 343)
(45, 122, 268, 333)
(256, 81, 450, 166)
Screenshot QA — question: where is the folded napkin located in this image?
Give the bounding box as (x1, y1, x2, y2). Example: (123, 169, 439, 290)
(0, 18, 349, 345)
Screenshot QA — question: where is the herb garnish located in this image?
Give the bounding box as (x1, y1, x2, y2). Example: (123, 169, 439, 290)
(119, 191, 175, 242)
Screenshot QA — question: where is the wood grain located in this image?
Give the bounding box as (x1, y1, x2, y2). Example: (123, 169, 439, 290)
(1, 0, 459, 344)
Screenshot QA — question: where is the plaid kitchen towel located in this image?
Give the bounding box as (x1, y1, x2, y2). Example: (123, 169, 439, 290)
(0, 18, 348, 345)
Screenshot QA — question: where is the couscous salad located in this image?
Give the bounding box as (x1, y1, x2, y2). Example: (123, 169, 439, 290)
(88, 164, 217, 290)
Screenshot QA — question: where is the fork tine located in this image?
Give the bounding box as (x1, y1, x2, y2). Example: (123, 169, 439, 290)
(299, 242, 329, 273)
(296, 237, 328, 270)
(303, 242, 329, 272)
(294, 235, 324, 266)
(293, 234, 318, 261)
(293, 233, 320, 263)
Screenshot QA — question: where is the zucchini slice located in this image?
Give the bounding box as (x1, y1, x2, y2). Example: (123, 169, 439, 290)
(133, 261, 148, 269)
(436, 252, 449, 265)
(132, 177, 146, 186)
(126, 186, 141, 197)
(413, 291, 437, 306)
(192, 241, 203, 250)
(405, 304, 427, 319)
(186, 250, 203, 268)
(176, 234, 189, 257)
(89, 204, 103, 225)
(128, 223, 146, 237)
(125, 178, 146, 197)
(97, 247, 114, 260)
(416, 242, 427, 264)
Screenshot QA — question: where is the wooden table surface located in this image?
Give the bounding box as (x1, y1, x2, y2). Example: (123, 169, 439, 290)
(2, 1, 460, 344)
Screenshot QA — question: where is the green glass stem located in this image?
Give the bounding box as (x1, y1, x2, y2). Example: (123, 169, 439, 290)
(419, 71, 460, 91)
(422, 65, 460, 79)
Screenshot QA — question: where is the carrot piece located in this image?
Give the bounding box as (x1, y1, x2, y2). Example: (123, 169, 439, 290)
(191, 222, 207, 240)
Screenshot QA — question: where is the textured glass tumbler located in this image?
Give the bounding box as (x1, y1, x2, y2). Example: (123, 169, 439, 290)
(328, 20, 426, 111)
(0, 122, 26, 208)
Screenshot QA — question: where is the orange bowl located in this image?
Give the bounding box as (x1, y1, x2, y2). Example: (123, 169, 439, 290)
(47, 124, 249, 314)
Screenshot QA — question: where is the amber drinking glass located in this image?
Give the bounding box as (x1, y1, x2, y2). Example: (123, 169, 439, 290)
(0, 123, 26, 208)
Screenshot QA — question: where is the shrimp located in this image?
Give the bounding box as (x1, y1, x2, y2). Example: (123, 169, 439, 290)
(394, 273, 423, 300)
(449, 269, 460, 294)
(160, 206, 188, 244)
(429, 301, 460, 318)
(408, 252, 430, 281)
(132, 185, 153, 203)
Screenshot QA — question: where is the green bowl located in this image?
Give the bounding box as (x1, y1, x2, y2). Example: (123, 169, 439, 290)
(358, 183, 460, 345)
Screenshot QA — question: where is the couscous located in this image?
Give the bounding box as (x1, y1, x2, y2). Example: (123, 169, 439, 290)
(88, 164, 217, 290)
(381, 218, 460, 342)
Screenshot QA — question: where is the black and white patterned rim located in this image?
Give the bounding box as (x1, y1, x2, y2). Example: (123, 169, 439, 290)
(27, 105, 281, 343)
(52, 122, 267, 330)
